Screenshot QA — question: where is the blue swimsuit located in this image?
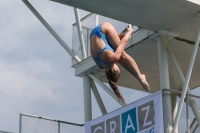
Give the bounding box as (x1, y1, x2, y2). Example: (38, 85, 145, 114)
(90, 24, 114, 69)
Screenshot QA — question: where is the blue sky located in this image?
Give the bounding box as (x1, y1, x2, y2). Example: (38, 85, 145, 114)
(0, 0, 151, 132)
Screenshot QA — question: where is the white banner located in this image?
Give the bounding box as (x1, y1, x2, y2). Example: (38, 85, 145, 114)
(85, 90, 163, 133)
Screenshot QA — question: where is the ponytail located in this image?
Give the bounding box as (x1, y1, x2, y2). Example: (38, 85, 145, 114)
(106, 67, 125, 104)
(108, 79, 125, 103)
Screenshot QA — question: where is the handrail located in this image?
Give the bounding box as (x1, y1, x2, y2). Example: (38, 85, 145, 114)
(73, 13, 94, 26)
(21, 113, 84, 126)
(0, 130, 13, 133)
(162, 89, 200, 99)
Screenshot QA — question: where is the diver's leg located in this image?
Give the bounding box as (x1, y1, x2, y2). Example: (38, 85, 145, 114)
(101, 22, 124, 49)
(118, 51, 150, 91)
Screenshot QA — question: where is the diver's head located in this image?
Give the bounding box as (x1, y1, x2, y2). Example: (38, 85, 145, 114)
(105, 64, 124, 103)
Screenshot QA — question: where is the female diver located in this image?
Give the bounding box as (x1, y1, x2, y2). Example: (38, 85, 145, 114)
(90, 22, 150, 103)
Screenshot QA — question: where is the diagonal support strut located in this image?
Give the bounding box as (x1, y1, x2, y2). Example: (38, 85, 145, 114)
(22, 0, 81, 62)
(172, 27, 200, 132)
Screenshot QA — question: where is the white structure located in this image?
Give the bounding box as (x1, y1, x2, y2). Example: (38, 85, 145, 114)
(22, 0, 200, 132)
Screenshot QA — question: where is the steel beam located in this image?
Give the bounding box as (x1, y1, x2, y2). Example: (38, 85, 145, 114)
(58, 122, 60, 133)
(171, 93, 177, 121)
(157, 34, 172, 133)
(90, 79, 107, 115)
(166, 42, 200, 126)
(22, 0, 81, 62)
(0, 131, 13, 133)
(95, 14, 99, 26)
(171, 93, 178, 132)
(186, 96, 190, 133)
(172, 27, 200, 132)
(74, 8, 87, 59)
(88, 74, 126, 106)
(19, 113, 22, 133)
(83, 75, 92, 122)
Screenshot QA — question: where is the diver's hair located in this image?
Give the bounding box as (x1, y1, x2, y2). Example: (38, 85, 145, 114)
(105, 69, 125, 103)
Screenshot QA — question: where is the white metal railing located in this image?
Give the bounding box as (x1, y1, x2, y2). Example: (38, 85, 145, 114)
(172, 27, 200, 132)
(0, 131, 13, 133)
(162, 89, 200, 133)
(72, 26, 92, 65)
(22, 0, 81, 62)
(19, 89, 200, 133)
(19, 113, 84, 133)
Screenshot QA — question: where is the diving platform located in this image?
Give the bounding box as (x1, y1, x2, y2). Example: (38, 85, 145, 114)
(51, 0, 200, 33)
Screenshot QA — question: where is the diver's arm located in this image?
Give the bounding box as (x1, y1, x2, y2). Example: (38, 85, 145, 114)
(106, 29, 133, 63)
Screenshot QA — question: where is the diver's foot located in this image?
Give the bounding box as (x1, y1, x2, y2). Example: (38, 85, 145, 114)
(140, 74, 150, 92)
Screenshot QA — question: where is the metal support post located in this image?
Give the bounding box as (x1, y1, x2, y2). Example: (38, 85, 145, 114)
(166, 42, 200, 126)
(58, 122, 60, 133)
(90, 79, 107, 115)
(95, 14, 99, 26)
(186, 95, 190, 133)
(171, 93, 178, 132)
(88, 74, 126, 106)
(83, 75, 92, 122)
(74, 8, 87, 59)
(172, 27, 200, 132)
(171, 94, 177, 121)
(22, 0, 81, 62)
(0, 131, 13, 133)
(157, 34, 170, 93)
(87, 29, 90, 56)
(157, 34, 172, 133)
(19, 113, 22, 133)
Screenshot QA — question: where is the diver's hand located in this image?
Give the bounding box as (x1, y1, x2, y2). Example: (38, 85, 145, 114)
(118, 33, 125, 40)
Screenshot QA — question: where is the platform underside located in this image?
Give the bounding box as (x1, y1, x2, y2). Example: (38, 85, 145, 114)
(52, 0, 200, 92)
(52, 0, 200, 31)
